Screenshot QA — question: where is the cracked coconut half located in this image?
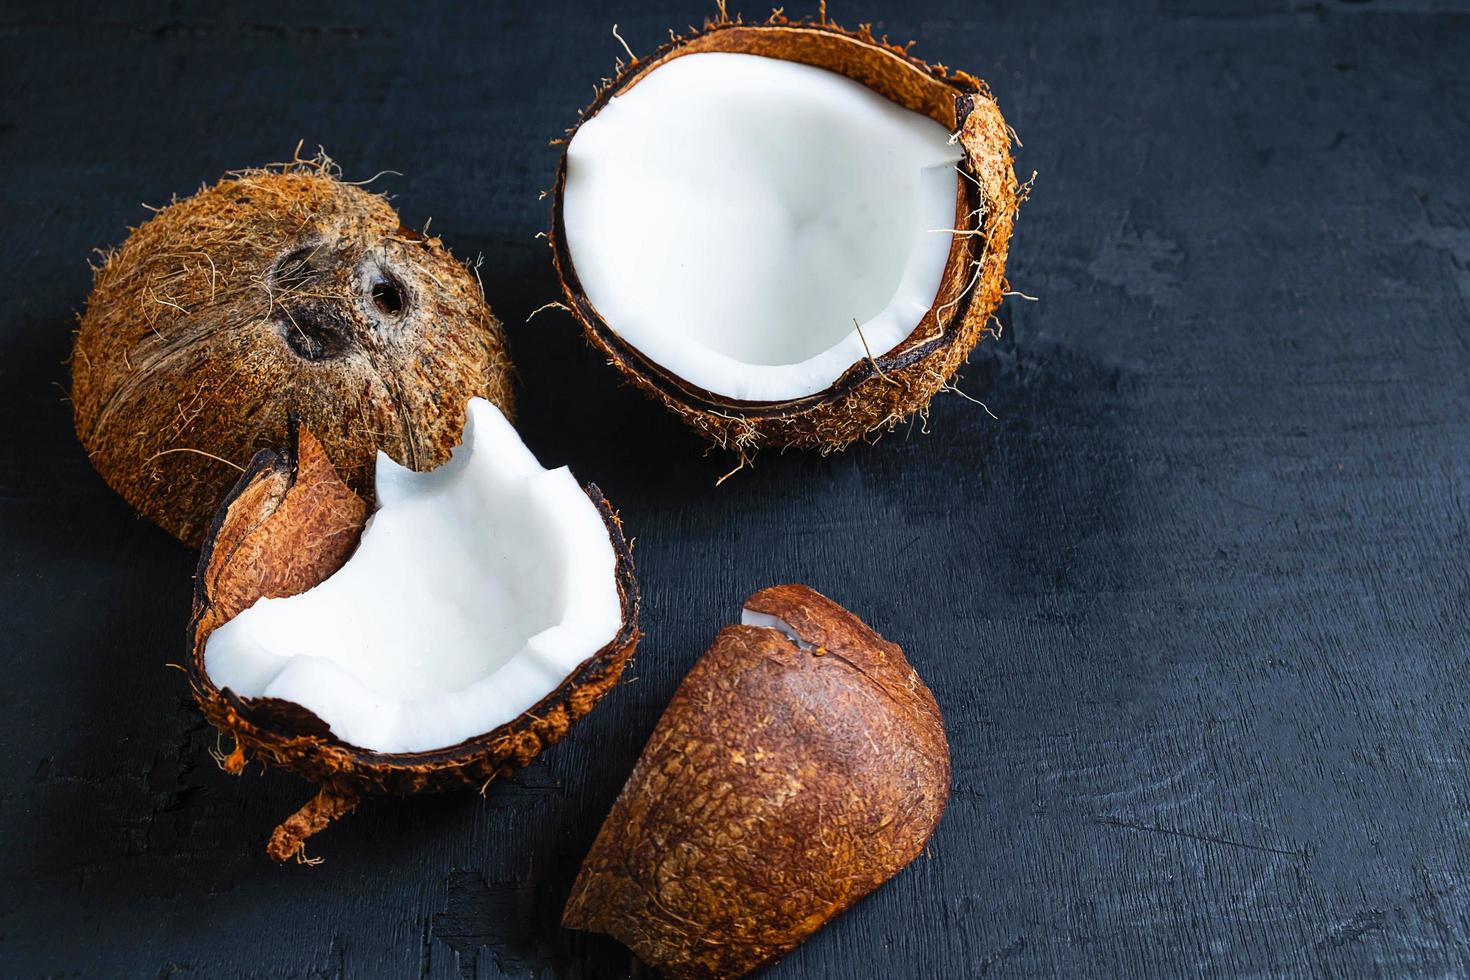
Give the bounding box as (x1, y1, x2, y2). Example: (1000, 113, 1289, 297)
(71, 154, 513, 545)
(188, 398, 639, 861)
(550, 16, 1021, 455)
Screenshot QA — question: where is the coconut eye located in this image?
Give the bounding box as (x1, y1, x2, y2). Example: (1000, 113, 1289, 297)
(279, 308, 351, 361)
(369, 274, 405, 316)
(69, 166, 514, 546)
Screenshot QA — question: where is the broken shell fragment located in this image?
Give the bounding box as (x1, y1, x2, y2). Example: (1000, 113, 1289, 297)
(563, 584, 949, 979)
(187, 398, 639, 861)
(551, 17, 1020, 455)
(72, 158, 514, 545)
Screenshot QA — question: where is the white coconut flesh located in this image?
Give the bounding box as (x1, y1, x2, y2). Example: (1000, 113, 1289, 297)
(563, 51, 963, 403)
(740, 608, 815, 651)
(204, 398, 624, 754)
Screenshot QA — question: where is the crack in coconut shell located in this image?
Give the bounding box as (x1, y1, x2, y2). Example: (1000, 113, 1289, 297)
(563, 584, 949, 979)
(71, 155, 513, 545)
(549, 15, 1020, 455)
(186, 419, 640, 862)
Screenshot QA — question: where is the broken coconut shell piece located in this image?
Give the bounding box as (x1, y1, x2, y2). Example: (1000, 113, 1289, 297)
(551, 16, 1020, 456)
(187, 398, 639, 862)
(564, 584, 949, 979)
(72, 153, 513, 545)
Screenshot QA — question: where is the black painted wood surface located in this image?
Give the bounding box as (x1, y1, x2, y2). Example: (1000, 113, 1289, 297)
(3, 1, 1468, 976)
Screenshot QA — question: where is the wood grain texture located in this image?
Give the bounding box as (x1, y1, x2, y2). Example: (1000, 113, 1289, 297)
(2, 0, 1469, 977)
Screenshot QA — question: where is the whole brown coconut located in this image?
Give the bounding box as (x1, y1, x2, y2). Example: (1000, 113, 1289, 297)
(72, 154, 513, 545)
(188, 419, 640, 862)
(564, 584, 949, 979)
(550, 13, 1021, 456)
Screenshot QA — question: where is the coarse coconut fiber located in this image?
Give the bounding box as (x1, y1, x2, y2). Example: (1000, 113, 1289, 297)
(549, 12, 1023, 457)
(71, 151, 514, 545)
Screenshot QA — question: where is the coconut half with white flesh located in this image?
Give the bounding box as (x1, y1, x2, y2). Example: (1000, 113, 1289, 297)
(551, 16, 1021, 454)
(187, 398, 639, 862)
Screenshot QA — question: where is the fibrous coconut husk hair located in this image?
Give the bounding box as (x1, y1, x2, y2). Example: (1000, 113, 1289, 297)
(71, 149, 514, 545)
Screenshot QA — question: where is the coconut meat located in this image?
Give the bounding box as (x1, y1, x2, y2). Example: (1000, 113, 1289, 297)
(563, 52, 962, 403)
(204, 398, 623, 754)
(740, 608, 815, 650)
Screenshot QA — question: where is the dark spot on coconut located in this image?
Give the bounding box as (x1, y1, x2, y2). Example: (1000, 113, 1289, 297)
(279, 307, 351, 361)
(272, 243, 325, 288)
(370, 274, 405, 316)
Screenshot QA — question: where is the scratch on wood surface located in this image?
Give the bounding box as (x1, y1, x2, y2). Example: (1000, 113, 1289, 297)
(1311, 909, 1386, 951)
(1097, 817, 1303, 858)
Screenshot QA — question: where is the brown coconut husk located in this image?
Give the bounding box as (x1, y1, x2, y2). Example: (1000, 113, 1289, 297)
(72, 151, 514, 545)
(186, 420, 641, 862)
(564, 584, 949, 979)
(549, 13, 1023, 456)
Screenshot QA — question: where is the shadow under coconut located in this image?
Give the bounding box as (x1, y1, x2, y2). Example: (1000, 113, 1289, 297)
(507, 305, 717, 497)
(422, 779, 658, 978)
(414, 621, 670, 976)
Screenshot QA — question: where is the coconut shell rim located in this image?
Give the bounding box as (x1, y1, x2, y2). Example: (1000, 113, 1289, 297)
(185, 415, 641, 777)
(549, 16, 1012, 421)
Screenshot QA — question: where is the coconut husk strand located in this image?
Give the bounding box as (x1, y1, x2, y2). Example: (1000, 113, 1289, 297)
(187, 420, 640, 862)
(72, 153, 513, 545)
(549, 15, 1021, 456)
(563, 584, 949, 979)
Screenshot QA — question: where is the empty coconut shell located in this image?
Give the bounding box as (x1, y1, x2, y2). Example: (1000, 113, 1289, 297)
(187, 413, 639, 862)
(563, 584, 949, 979)
(550, 14, 1021, 455)
(72, 154, 513, 545)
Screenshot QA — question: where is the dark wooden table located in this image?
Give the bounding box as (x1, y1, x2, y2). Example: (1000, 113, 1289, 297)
(4, 1, 1469, 976)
